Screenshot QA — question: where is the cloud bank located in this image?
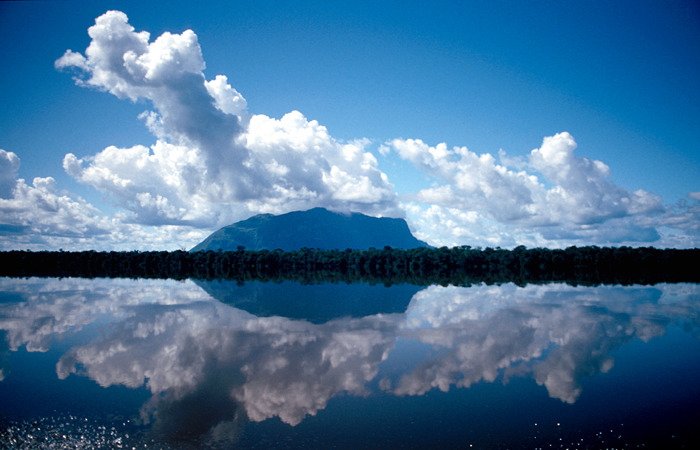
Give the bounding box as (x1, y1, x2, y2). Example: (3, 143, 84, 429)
(387, 133, 680, 247)
(0, 10, 697, 250)
(0, 149, 120, 249)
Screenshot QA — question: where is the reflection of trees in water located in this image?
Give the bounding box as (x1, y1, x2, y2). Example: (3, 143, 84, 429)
(1, 279, 699, 445)
(1, 246, 699, 285)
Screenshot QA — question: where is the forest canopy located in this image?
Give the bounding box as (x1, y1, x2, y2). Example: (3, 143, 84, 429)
(1, 246, 698, 286)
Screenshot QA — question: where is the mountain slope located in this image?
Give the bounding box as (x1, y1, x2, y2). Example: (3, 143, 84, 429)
(190, 208, 428, 251)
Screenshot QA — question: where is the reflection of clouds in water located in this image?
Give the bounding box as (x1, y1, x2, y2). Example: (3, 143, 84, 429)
(0, 277, 209, 352)
(62, 307, 400, 426)
(1, 279, 699, 436)
(0, 331, 9, 381)
(0, 278, 401, 426)
(140, 362, 246, 446)
(396, 284, 699, 403)
(57, 301, 253, 391)
(234, 315, 398, 424)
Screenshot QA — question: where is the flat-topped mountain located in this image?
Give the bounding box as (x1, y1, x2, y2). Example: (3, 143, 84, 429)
(190, 207, 428, 252)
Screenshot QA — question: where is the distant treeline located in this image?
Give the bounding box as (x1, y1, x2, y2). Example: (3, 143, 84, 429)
(0, 246, 698, 286)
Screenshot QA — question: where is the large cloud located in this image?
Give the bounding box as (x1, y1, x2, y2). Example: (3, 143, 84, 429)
(56, 10, 399, 229)
(386, 133, 682, 247)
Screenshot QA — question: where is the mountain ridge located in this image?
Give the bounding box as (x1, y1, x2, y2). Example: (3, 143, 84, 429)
(190, 207, 429, 252)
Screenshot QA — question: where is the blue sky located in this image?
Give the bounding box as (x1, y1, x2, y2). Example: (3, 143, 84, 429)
(1, 0, 699, 250)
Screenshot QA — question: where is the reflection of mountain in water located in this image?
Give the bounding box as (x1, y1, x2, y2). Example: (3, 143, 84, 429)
(1, 279, 699, 447)
(194, 279, 423, 323)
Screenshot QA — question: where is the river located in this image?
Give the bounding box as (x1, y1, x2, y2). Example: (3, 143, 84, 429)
(1, 277, 699, 448)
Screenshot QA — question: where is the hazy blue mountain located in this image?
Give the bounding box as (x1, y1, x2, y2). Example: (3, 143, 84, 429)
(190, 207, 429, 251)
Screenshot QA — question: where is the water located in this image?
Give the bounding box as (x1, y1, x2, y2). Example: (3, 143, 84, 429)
(1, 277, 699, 448)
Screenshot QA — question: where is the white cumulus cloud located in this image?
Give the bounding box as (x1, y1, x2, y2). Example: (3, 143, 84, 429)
(389, 132, 676, 247)
(55, 10, 399, 233)
(0, 149, 117, 249)
(0, 148, 210, 250)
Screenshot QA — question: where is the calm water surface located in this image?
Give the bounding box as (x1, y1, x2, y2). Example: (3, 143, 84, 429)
(1, 277, 699, 448)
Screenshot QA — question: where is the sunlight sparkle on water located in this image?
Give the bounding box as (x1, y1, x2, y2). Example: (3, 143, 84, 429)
(0, 415, 147, 449)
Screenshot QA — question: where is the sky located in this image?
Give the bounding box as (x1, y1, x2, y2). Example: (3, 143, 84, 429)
(1, 0, 699, 251)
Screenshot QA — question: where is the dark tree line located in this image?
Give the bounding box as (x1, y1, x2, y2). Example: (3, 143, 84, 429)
(0, 246, 698, 286)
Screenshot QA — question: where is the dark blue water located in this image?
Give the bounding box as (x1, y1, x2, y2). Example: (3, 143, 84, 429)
(1, 278, 699, 448)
